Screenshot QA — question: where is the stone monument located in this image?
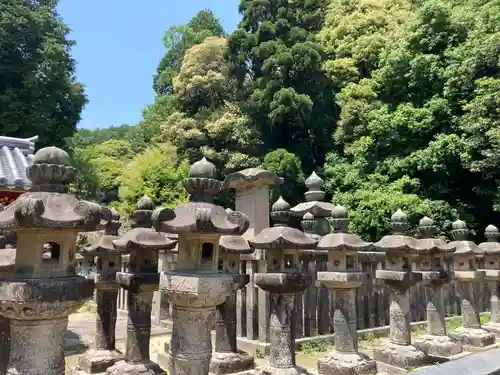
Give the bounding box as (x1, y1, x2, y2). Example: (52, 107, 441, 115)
(372, 209, 427, 371)
(480, 225, 500, 336)
(248, 196, 318, 375)
(74, 207, 125, 375)
(152, 157, 250, 375)
(106, 195, 178, 375)
(412, 217, 462, 358)
(448, 219, 495, 348)
(0, 146, 104, 375)
(316, 205, 377, 375)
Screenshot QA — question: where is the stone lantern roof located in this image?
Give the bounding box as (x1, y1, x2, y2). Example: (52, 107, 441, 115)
(153, 158, 250, 235)
(219, 208, 253, 255)
(449, 219, 483, 256)
(415, 216, 455, 256)
(0, 146, 103, 230)
(374, 209, 421, 254)
(113, 195, 177, 250)
(248, 196, 318, 250)
(478, 225, 500, 254)
(290, 172, 333, 218)
(317, 205, 373, 251)
(86, 207, 123, 256)
(223, 167, 284, 190)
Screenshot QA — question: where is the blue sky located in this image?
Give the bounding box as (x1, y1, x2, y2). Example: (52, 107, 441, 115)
(56, 0, 241, 130)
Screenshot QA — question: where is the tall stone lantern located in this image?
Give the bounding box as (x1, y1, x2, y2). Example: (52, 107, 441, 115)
(152, 157, 250, 375)
(412, 217, 462, 358)
(210, 231, 256, 375)
(372, 209, 427, 371)
(0, 146, 104, 375)
(316, 205, 377, 375)
(248, 196, 318, 375)
(480, 225, 500, 335)
(74, 207, 125, 375)
(448, 219, 495, 347)
(106, 195, 178, 375)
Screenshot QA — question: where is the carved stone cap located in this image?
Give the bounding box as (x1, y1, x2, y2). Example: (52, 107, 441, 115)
(0, 192, 103, 231)
(219, 235, 254, 254)
(317, 233, 372, 252)
(254, 272, 311, 293)
(374, 234, 422, 254)
(27, 146, 76, 193)
(479, 225, 500, 255)
(290, 201, 333, 218)
(416, 238, 456, 255)
(153, 202, 250, 235)
(248, 226, 318, 250)
(86, 234, 122, 256)
(112, 228, 177, 251)
(223, 168, 284, 190)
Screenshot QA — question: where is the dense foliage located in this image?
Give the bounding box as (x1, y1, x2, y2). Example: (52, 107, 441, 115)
(5, 1, 495, 240)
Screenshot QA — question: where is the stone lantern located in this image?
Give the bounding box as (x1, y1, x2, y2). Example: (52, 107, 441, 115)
(0, 146, 104, 375)
(152, 157, 250, 375)
(210, 229, 256, 375)
(106, 195, 178, 375)
(480, 225, 500, 335)
(290, 172, 333, 335)
(412, 217, 462, 358)
(248, 196, 318, 375)
(74, 207, 125, 375)
(372, 209, 427, 371)
(448, 220, 495, 348)
(316, 205, 376, 375)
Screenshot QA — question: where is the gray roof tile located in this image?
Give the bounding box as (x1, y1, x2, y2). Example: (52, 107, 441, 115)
(0, 136, 37, 191)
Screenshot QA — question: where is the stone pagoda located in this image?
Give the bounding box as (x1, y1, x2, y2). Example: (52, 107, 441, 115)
(316, 205, 376, 375)
(152, 157, 250, 375)
(74, 207, 125, 375)
(448, 219, 495, 348)
(480, 225, 500, 335)
(372, 209, 427, 371)
(248, 196, 318, 375)
(290, 172, 333, 335)
(210, 226, 256, 375)
(0, 146, 104, 375)
(412, 217, 462, 358)
(106, 195, 178, 375)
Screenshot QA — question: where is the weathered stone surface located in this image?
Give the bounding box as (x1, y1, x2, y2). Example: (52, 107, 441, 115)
(317, 353, 376, 375)
(373, 342, 427, 369)
(106, 360, 166, 375)
(448, 327, 495, 347)
(210, 351, 256, 375)
(414, 335, 463, 358)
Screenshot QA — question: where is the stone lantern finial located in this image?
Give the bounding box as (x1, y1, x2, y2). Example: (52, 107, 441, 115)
(391, 208, 408, 234)
(183, 157, 221, 202)
(332, 204, 348, 233)
(105, 207, 121, 236)
(305, 171, 325, 202)
(271, 196, 291, 226)
(451, 219, 469, 241)
(485, 225, 499, 242)
(133, 194, 154, 228)
(27, 146, 76, 193)
(301, 212, 315, 235)
(418, 216, 437, 239)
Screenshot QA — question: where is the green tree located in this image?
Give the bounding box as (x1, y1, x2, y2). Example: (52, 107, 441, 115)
(226, 0, 336, 172)
(0, 0, 86, 147)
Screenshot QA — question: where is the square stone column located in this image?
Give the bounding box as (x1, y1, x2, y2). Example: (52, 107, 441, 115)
(224, 169, 283, 343)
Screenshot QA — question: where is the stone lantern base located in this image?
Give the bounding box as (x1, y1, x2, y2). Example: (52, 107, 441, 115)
(448, 327, 495, 348)
(317, 352, 376, 375)
(106, 360, 166, 375)
(257, 365, 310, 375)
(373, 342, 427, 369)
(482, 322, 500, 336)
(414, 335, 462, 358)
(73, 349, 124, 375)
(210, 351, 256, 375)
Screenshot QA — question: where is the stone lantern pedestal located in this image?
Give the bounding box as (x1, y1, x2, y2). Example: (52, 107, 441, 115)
(372, 210, 427, 371)
(448, 220, 495, 348)
(248, 197, 318, 375)
(412, 217, 462, 358)
(316, 205, 376, 375)
(153, 158, 251, 375)
(479, 225, 500, 336)
(0, 146, 105, 375)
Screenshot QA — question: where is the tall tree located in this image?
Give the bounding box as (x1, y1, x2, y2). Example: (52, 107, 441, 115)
(0, 0, 86, 147)
(226, 0, 335, 172)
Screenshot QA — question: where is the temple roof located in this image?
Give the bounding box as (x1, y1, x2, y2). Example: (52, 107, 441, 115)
(0, 135, 38, 191)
